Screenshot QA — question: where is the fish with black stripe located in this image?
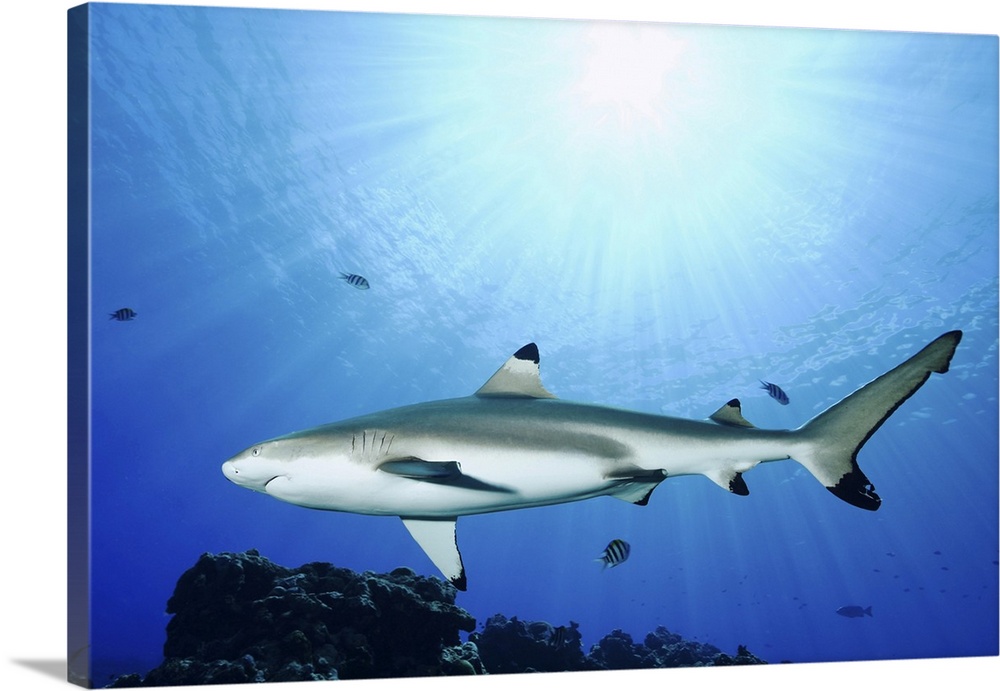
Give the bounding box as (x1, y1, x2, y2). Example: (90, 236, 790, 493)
(340, 272, 370, 290)
(759, 380, 789, 405)
(596, 538, 631, 569)
(109, 307, 137, 321)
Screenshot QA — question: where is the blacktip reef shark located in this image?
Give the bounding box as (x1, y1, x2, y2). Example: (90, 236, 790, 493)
(223, 330, 962, 590)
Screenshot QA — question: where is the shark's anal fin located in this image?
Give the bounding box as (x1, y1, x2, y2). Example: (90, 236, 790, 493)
(729, 472, 750, 495)
(401, 517, 467, 591)
(475, 343, 556, 399)
(607, 468, 668, 505)
(709, 399, 755, 428)
(705, 468, 751, 496)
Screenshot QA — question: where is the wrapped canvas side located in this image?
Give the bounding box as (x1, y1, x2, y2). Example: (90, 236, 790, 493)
(68, 4, 91, 688)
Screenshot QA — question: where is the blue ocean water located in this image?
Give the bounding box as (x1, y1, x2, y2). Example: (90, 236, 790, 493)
(81, 3, 998, 684)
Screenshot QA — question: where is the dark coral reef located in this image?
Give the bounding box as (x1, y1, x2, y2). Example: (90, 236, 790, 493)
(470, 615, 766, 674)
(108, 550, 764, 687)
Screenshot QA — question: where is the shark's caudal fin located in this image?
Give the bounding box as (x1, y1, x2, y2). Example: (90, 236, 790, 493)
(794, 330, 962, 511)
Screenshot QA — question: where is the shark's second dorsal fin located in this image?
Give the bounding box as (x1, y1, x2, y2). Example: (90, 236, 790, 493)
(709, 399, 755, 428)
(475, 343, 556, 399)
(401, 517, 467, 591)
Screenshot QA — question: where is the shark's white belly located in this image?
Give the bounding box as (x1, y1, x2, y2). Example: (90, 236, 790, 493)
(265, 444, 619, 517)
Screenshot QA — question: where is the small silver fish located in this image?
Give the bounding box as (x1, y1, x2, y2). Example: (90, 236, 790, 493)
(340, 272, 370, 290)
(110, 308, 137, 321)
(596, 539, 631, 569)
(760, 380, 789, 405)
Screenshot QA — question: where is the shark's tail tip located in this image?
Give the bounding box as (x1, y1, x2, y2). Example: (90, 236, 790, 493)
(934, 330, 963, 373)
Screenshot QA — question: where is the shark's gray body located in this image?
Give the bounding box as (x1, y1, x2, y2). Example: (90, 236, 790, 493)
(223, 331, 962, 590)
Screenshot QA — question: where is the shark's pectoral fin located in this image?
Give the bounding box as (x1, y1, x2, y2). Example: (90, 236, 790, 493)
(607, 468, 668, 505)
(401, 517, 467, 591)
(380, 458, 461, 480)
(709, 399, 755, 428)
(705, 468, 751, 496)
(379, 458, 516, 493)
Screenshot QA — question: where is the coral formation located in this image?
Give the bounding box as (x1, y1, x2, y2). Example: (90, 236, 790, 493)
(108, 550, 764, 687)
(471, 615, 594, 673)
(472, 615, 766, 673)
(109, 550, 476, 685)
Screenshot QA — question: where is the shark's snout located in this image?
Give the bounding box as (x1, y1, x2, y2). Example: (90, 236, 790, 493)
(222, 452, 284, 494)
(221, 460, 239, 484)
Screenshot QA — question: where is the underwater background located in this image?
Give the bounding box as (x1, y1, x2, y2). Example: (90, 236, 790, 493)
(78, 2, 997, 685)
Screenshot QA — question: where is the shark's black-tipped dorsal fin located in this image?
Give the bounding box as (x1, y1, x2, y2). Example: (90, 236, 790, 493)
(709, 399, 755, 428)
(474, 343, 556, 399)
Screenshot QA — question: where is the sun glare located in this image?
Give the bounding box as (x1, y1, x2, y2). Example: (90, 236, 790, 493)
(573, 23, 686, 129)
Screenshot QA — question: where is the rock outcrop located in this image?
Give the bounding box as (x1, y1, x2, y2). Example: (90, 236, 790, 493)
(108, 550, 765, 687)
(109, 550, 478, 685)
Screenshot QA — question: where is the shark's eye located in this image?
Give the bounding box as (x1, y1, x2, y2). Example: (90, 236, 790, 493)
(251, 447, 261, 457)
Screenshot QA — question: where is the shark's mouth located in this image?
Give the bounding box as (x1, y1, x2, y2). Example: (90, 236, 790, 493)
(263, 476, 282, 492)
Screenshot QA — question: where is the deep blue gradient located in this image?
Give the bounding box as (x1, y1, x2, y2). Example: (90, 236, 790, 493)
(82, 3, 998, 683)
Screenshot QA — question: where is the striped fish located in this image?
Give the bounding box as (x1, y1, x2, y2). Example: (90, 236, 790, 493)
(759, 380, 789, 405)
(109, 307, 137, 321)
(596, 538, 631, 569)
(340, 272, 370, 290)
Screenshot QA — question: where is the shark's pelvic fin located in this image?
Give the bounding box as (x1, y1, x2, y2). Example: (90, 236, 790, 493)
(794, 330, 962, 510)
(401, 517, 466, 591)
(607, 468, 668, 505)
(709, 399, 756, 428)
(474, 343, 557, 399)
